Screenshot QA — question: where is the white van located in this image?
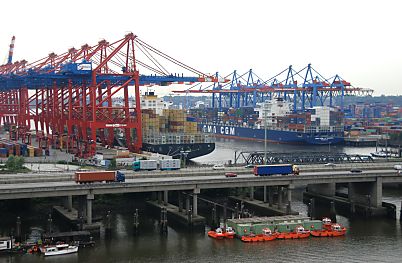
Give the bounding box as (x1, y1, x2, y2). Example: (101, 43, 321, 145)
(393, 165, 402, 170)
(213, 164, 225, 170)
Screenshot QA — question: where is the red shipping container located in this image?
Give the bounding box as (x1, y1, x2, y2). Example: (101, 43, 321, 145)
(75, 171, 117, 183)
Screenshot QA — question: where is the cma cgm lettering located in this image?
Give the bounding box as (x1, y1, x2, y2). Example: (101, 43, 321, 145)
(202, 125, 236, 136)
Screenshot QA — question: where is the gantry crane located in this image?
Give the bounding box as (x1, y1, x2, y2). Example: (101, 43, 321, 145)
(173, 64, 373, 112)
(0, 33, 219, 157)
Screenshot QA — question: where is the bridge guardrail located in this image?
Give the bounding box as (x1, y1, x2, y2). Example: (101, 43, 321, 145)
(0, 162, 400, 184)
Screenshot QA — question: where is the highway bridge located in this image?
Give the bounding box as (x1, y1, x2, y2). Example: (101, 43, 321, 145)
(0, 162, 401, 225)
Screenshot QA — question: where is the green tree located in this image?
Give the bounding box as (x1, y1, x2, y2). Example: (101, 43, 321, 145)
(110, 159, 117, 169)
(5, 156, 16, 170)
(5, 156, 25, 171)
(15, 157, 25, 169)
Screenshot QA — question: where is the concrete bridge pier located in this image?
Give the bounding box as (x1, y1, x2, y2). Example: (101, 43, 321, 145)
(146, 190, 206, 228)
(263, 186, 267, 203)
(305, 177, 387, 217)
(178, 192, 183, 212)
(185, 194, 190, 215)
(286, 185, 294, 213)
(348, 178, 382, 209)
(157, 192, 163, 204)
(63, 196, 73, 212)
(164, 190, 169, 206)
(277, 187, 283, 209)
(78, 195, 87, 221)
(249, 186, 254, 200)
(268, 187, 273, 207)
(86, 193, 94, 224)
(193, 188, 200, 216)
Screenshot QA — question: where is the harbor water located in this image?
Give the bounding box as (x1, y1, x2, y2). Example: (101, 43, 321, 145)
(1, 139, 402, 263)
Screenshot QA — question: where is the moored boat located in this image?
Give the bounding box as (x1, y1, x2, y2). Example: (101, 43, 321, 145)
(257, 228, 277, 241)
(322, 217, 333, 230)
(208, 228, 225, 240)
(42, 244, 78, 256)
(277, 225, 310, 239)
(223, 227, 235, 239)
(311, 218, 347, 237)
(241, 233, 260, 242)
(330, 224, 347, 237)
(311, 229, 330, 237)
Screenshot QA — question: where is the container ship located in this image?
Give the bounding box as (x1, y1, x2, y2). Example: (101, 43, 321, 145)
(191, 98, 344, 145)
(139, 92, 215, 159)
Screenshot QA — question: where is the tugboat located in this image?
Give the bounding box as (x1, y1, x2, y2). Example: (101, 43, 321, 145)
(208, 228, 225, 240)
(258, 228, 277, 241)
(329, 224, 347, 237)
(311, 218, 347, 237)
(277, 225, 310, 239)
(241, 232, 259, 242)
(223, 226, 235, 239)
(322, 217, 332, 230)
(42, 243, 78, 256)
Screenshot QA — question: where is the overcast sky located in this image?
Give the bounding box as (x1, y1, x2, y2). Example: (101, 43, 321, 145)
(1, 0, 401, 96)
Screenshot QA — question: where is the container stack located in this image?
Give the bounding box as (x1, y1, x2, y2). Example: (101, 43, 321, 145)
(34, 148, 43, 157)
(164, 109, 185, 133)
(116, 150, 130, 158)
(184, 122, 197, 133)
(0, 139, 41, 158)
(142, 109, 160, 135)
(159, 115, 168, 133)
(0, 148, 7, 158)
(27, 146, 35, 157)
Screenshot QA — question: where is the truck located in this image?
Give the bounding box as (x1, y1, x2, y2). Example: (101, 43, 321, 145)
(132, 160, 158, 171)
(253, 164, 299, 176)
(75, 171, 125, 183)
(160, 159, 181, 170)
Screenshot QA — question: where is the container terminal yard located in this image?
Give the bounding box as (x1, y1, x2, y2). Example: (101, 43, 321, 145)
(1, 33, 402, 261)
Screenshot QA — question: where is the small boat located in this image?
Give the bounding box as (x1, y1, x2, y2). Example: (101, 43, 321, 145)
(223, 227, 235, 239)
(277, 225, 310, 239)
(330, 224, 347, 237)
(0, 237, 14, 252)
(257, 228, 277, 241)
(43, 244, 78, 256)
(311, 229, 330, 237)
(322, 217, 333, 230)
(208, 228, 225, 240)
(312, 218, 347, 237)
(371, 151, 388, 158)
(241, 233, 260, 242)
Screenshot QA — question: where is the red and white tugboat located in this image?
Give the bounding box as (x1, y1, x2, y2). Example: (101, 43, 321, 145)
(208, 228, 225, 240)
(223, 226, 235, 239)
(258, 228, 277, 241)
(311, 218, 347, 237)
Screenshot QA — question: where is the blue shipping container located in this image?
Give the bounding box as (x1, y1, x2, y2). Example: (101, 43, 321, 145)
(253, 164, 293, 176)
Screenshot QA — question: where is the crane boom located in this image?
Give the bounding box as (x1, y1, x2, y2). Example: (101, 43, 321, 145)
(7, 36, 15, 64)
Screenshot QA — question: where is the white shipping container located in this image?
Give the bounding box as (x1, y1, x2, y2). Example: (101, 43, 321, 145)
(140, 160, 158, 170)
(116, 157, 136, 166)
(160, 159, 181, 170)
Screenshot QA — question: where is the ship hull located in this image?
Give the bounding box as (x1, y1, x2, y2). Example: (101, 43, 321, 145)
(142, 142, 215, 159)
(199, 124, 343, 145)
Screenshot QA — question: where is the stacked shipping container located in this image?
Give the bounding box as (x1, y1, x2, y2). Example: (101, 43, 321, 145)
(0, 139, 43, 158)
